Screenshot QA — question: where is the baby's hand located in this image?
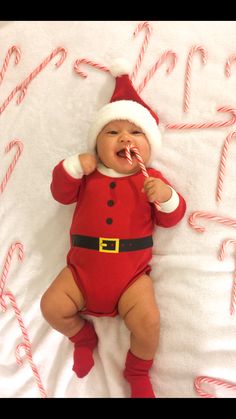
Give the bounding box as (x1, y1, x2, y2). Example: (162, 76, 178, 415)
(143, 177, 172, 203)
(79, 153, 97, 175)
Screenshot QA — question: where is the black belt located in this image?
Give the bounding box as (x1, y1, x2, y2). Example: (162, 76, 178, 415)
(71, 234, 153, 253)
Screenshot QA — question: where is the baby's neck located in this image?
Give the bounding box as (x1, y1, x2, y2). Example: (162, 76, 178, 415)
(97, 162, 134, 178)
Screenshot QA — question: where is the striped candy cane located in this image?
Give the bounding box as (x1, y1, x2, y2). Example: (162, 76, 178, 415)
(225, 54, 236, 77)
(17, 46, 67, 105)
(0, 47, 67, 115)
(166, 106, 236, 130)
(0, 242, 47, 397)
(195, 376, 236, 398)
(74, 58, 110, 78)
(3, 291, 47, 397)
(0, 242, 23, 311)
(125, 145, 161, 211)
(0, 46, 21, 85)
(184, 45, 207, 113)
(189, 211, 236, 233)
(131, 21, 153, 83)
(0, 140, 24, 195)
(216, 132, 236, 203)
(219, 238, 236, 315)
(137, 50, 177, 94)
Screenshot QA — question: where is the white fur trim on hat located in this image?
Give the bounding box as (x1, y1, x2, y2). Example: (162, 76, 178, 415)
(87, 100, 162, 165)
(109, 58, 132, 77)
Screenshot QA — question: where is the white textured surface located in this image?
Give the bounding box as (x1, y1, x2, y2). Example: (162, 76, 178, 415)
(0, 21, 236, 398)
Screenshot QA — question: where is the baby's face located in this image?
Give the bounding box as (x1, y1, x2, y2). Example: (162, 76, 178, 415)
(96, 120, 151, 174)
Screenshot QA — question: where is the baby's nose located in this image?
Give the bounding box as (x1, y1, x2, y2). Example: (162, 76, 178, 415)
(119, 133, 132, 143)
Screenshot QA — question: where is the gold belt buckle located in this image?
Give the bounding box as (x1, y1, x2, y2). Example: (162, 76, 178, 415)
(99, 237, 119, 253)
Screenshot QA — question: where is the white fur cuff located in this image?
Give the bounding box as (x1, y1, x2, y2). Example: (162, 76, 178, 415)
(63, 154, 83, 179)
(159, 187, 180, 213)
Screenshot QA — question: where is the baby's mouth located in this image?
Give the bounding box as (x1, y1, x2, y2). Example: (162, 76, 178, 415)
(116, 149, 135, 159)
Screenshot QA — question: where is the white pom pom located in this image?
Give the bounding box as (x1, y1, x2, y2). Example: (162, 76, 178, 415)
(109, 58, 132, 77)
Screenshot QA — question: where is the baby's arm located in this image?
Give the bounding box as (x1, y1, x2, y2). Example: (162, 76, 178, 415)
(145, 168, 186, 228)
(143, 177, 172, 204)
(50, 153, 97, 205)
(78, 153, 97, 175)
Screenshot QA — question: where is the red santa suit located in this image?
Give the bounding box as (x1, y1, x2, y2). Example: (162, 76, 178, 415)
(51, 157, 186, 317)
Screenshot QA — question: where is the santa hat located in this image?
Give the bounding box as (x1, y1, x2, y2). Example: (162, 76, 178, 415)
(87, 58, 162, 165)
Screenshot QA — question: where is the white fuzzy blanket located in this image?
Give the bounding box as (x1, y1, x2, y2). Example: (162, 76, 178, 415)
(1, 20, 236, 398)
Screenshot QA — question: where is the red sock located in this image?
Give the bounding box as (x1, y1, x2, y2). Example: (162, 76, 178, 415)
(124, 350, 156, 398)
(69, 321, 98, 378)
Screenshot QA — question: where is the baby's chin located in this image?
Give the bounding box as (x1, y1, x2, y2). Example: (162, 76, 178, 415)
(113, 166, 139, 175)
(99, 157, 140, 175)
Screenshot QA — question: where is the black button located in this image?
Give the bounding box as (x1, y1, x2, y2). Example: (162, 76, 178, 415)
(107, 200, 114, 207)
(109, 182, 116, 189)
(106, 218, 113, 225)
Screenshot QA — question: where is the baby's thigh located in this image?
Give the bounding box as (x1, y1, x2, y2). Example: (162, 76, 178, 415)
(42, 266, 85, 315)
(118, 274, 159, 328)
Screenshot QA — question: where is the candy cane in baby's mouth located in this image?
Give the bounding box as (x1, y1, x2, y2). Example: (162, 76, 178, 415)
(125, 145, 161, 211)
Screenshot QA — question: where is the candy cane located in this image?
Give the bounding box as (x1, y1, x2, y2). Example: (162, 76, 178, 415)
(0, 47, 67, 115)
(73, 58, 110, 78)
(131, 21, 153, 83)
(17, 46, 67, 104)
(0, 139, 24, 195)
(216, 132, 236, 203)
(3, 291, 47, 397)
(184, 45, 207, 113)
(194, 376, 236, 398)
(0, 46, 21, 85)
(189, 211, 236, 233)
(137, 50, 177, 94)
(0, 242, 23, 311)
(0, 242, 47, 397)
(219, 238, 236, 315)
(225, 54, 236, 77)
(125, 144, 161, 211)
(166, 106, 236, 130)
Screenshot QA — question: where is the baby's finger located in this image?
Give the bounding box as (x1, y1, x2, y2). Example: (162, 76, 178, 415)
(143, 177, 156, 191)
(147, 190, 156, 202)
(145, 184, 155, 194)
(144, 177, 155, 185)
(145, 185, 157, 198)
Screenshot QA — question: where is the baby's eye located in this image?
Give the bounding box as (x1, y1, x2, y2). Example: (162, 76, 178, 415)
(107, 130, 118, 134)
(132, 131, 143, 135)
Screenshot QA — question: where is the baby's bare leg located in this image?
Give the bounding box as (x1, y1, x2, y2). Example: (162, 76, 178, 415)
(41, 266, 98, 378)
(118, 274, 160, 360)
(40, 266, 85, 338)
(118, 274, 159, 398)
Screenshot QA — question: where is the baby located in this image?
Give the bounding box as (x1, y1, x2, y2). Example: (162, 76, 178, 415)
(40, 60, 186, 398)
